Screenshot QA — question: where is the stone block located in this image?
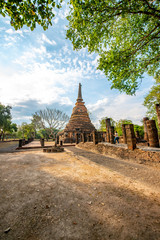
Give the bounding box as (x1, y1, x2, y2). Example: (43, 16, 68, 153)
(146, 120, 159, 148)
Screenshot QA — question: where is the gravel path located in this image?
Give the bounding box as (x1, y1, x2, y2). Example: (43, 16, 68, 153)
(0, 147, 160, 240)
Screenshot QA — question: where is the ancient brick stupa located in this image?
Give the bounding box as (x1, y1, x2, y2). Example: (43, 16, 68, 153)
(59, 83, 96, 143)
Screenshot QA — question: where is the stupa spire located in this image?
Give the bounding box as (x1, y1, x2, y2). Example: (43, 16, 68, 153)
(77, 83, 83, 102)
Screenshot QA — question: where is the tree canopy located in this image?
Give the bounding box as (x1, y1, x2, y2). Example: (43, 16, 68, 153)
(67, 0, 160, 94)
(32, 108, 69, 138)
(0, 103, 18, 140)
(1, 0, 160, 94)
(0, 0, 62, 30)
(143, 76, 160, 119)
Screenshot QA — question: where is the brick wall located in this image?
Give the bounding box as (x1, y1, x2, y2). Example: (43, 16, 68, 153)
(77, 142, 160, 163)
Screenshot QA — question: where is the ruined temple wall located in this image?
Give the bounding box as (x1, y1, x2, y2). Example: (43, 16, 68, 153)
(77, 142, 160, 164)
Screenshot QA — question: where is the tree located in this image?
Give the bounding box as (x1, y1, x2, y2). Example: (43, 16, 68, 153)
(66, 0, 160, 95)
(32, 108, 69, 138)
(134, 124, 144, 138)
(115, 119, 133, 136)
(31, 114, 42, 138)
(0, 0, 62, 30)
(17, 122, 34, 139)
(143, 76, 160, 119)
(0, 104, 12, 140)
(99, 117, 115, 131)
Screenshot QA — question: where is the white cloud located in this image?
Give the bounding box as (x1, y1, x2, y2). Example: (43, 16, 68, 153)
(87, 93, 147, 126)
(6, 28, 23, 36)
(41, 33, 56, 46)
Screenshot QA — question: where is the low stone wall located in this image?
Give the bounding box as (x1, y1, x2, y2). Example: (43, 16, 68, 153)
(77, 142, 160, 164)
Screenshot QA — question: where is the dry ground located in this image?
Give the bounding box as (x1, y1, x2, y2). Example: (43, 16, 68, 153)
(0, 146, 160, 240)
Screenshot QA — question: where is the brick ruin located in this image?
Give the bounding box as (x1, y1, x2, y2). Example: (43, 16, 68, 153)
(156, 104, 160, 130)
(57, 84, 160, 150)
(58, 83, 96, 143)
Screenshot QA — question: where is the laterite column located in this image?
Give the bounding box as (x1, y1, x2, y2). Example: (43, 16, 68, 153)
(146, 120, 159, 148)
(143, 117, 149, 141)
(109, 126, 115, 144)
(156, 104, 160, 130)
(75, 133, 79, 144)
(125, 124, 136, 150)
(135, 130, 140, 139)
(105, 118, 111, 142)
(92, 131, 98, 145)
(122, 124, 127, 144)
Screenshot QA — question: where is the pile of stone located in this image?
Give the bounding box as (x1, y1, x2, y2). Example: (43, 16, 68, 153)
(43, 146, 64, 153)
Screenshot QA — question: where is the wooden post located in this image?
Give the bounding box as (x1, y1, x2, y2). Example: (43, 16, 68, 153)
(125, 124, 136, 150)
(146, 120, 159, 148)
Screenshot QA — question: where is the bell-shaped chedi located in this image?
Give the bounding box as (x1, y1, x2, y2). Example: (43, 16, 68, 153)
(64, 83, 96, 133)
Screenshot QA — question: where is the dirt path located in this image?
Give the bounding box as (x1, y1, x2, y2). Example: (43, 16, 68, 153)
(0, 147, 160, 240)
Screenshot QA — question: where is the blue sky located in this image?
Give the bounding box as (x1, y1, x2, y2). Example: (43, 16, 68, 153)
(0, 2, 154, 128)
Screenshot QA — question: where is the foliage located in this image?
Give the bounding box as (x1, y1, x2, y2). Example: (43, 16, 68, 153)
(17, 122, 35, 139)
(0, 104, 12, 140)
(32, 108, 69, 138)
(99, 117, 144, 137)
(115, 119, 133, 136)
(143, 77, 160, 119)
(67, 0, 160, 95)
(1, 1, 159, 95)
(0, 104, 12, 128)
(0, 0, 62, 30)
(134, 125, 144, 138)
(99, 117, 115, 132)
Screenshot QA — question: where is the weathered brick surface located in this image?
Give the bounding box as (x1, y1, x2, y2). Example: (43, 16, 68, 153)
(125, 124, 136, 150)
(156, 103, 160, 130)
(143, 117, 149, 141)
(105, 118, 111, 142)
(122, 124, 127, 144)
(146, 120, 159, 148)
(77, 142, 160, 163)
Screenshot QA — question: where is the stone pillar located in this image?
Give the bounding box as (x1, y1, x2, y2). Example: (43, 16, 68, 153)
(105, 118, 111, 142)
(84, 133, 88, 142)
(40, 138, 44, 147)
(143, 117, 149, 141)
(56, 135, 59, 144)
(75, 133, 78, 144)
(87, 135, 90, 142)
(125, 124, 136, 150)
(109, 126, 115, 144)
(81, 133, 85, 143)
(146, 120, 159, 148)
(19, 139, 23, 148)
(22, 139, 25, 146)
(92, 131, 98, 145)
(135, 130, 140, 139)
(122, 124, 127, 144)
(156, 104, 160, 130)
